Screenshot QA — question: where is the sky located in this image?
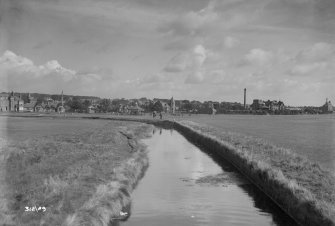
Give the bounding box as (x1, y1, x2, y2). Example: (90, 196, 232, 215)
(0, 0, 334, 106)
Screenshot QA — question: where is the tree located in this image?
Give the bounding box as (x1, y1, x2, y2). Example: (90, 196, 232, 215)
(99, 99, 112, 113)
(152, 101, 163, 112)
(36, 97, 44, 105)
(183, 102, 193, 112)
(69, 98, 84, 112)
(51, 94, 60, 101)
(144, 101, 154, 112)
(83, 100, 91, 109)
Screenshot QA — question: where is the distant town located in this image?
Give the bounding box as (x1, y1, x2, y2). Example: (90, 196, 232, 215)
(0, 89, 333, 115)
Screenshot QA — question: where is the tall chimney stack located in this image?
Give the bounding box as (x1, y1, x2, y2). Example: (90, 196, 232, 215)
(244, 88, 246, 109)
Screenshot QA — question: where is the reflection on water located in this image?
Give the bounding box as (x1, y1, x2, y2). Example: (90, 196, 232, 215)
(122, 129, 297, 226)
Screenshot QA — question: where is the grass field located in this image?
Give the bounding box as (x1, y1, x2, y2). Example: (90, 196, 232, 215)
(0, 117, 152, 226)
(2, 113, 334, 225)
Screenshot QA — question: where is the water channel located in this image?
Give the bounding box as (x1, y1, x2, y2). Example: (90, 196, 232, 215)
(122, 128, 298, 226)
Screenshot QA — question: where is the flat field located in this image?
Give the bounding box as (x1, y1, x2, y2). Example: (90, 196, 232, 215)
(181, 114, 335, 172)
(0, 116, 151, 226)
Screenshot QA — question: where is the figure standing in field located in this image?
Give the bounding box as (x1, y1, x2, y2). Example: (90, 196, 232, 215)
(212, 107, 217, 116)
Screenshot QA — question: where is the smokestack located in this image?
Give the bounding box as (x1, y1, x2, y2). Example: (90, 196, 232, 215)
(244, 88, 246, 109)
(61, 90, 64, 107)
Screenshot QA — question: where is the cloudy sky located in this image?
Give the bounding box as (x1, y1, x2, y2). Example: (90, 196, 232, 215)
(0, 0, 334, 105)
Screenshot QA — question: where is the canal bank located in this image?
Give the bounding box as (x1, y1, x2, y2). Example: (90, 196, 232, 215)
(2, 114, 335, 225)
(98, 116, 335, 226)
(122, 128, 297, 226)
(0, 116, 154, 226)
(171, 120, 335, 226)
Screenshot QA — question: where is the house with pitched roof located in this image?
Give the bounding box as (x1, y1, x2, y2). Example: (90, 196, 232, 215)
(0, 92, 24, 112)
(321, 98, 333, 113)
(23, 93, 37, 112)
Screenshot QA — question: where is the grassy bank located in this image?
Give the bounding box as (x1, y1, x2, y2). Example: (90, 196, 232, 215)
(173, 120, 335, 226)
(1, 119, 152, 226)
(2, 114, 334, 225)
(70, 115, 335, 225)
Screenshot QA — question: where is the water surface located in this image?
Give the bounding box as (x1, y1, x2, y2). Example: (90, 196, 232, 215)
(123, 128, 297, 226)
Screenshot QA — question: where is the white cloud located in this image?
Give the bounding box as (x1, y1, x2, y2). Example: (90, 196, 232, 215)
(162, 44, 209, 83)
(0, 50, 111, 95)
(164, 44, 207, 70)
(192, 44, 207, 67)
(186, 44, 207, 83)
(0, 51, 77, 80)
(0, 50, 34, 67)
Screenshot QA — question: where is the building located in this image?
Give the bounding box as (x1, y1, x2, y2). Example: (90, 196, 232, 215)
(244, 88, 246, 109)
(0, 92, 24, 112)
(23, 93, 37, 112)
(321, 98, 333, 113)
(160, 101, 171, 113)
(0, 94, 9, 112)
(251, 99, 285, 112)
(265, 100, 285, 112)
(57, 91, 65, 113)
(127, 105, 144, 115)
(87, 105, 96, 114)
(220, 102, 241, 111)
(34, 104, 45, 112)
(286, 107, 303, 114)
(251, 99, 269, 111)
(170, 97, 176, 114)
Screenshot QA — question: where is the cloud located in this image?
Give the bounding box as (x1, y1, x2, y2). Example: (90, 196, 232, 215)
(295, 42, 335, 62)
(289, 62, 327, 75)
(0, 50, 114, 95)
(162, 44, 209, 83)
(164, 53, 189, 72)
(289, 42, 335, 76)
(185, 71, 204, 84)
(192, 44, 207, 67)
(157, 2, 218, 36)
(164, 44, 207, 70)
(0, 51, 77, 80)
(140, 73, 169, 84)
(313, 0, 335, 28)
(184, 45, 208, 83)
(242, 48, 274, 66)
(223, 36, 239, 49)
